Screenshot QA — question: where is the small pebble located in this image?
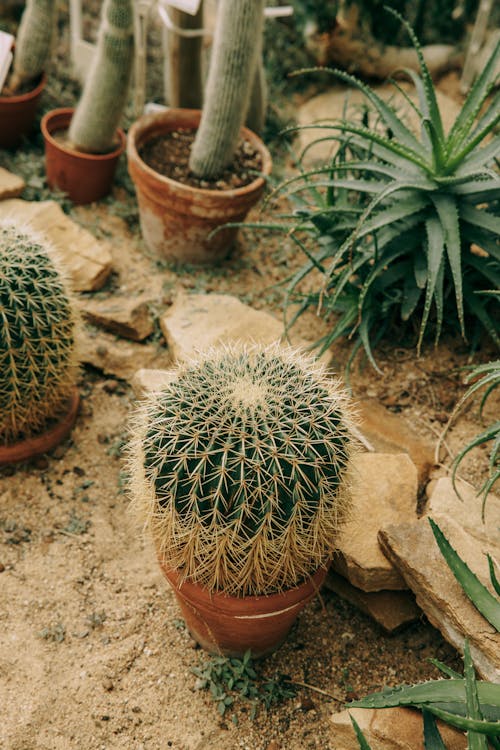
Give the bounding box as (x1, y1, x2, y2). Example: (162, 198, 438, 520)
(103, 379, 119, 394)
(102, 677, 114, 691)
(33, 456, 49, 470)
(0, 563, 5, 572)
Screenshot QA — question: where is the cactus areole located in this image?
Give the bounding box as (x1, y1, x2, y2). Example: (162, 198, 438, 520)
(0, 221, 78, 450)
(131, 344, 355, 597)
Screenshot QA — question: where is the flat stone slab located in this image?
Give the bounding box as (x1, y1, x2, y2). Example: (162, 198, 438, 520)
(331, 707, 466, 750)
(80, 294, 154, 342)
(333, 452, 418, 592)
(356, 398, 435, 488)
(0, 199, 112, 291)
(0, 168, 24, 199)
(297, 84, 460, 166)
(325, 571, 420, 632)
(77, 329, 171, 382)
(379, 516, 500, 682)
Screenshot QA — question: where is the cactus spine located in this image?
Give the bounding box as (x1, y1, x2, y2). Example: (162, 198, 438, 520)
(68, 0, 134, 154)
(189, 0, 266, 179)
(0, 221, 78, 444)
(9, 0, 56, 92)
(130, 343, 356, 597)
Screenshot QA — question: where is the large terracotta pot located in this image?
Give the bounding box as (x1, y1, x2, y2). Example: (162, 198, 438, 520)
(0, 388, 79, 466)
(159, 563, 329, 658)
(0, 73, 46, 149)
(127, 108, 272, 265)
(41, 108, 126, 205)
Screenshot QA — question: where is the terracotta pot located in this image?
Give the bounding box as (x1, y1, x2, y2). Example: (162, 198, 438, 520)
(127, 108, 272, 264)
(0, 388, 79, 466)
(41, 108, 126, 205)
(0, 73, 46, 149)
(159, 563, 329, 658)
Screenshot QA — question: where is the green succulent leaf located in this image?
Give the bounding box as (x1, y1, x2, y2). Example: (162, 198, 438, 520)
(423, 709, 447, 750)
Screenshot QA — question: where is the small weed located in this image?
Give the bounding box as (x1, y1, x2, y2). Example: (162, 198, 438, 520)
(106, 434, 127, 459)
(38, 622, 66, 643)
(85, 611, 107, 629)
(192, 650, 296, 720)
(63, 512, 90, 536)
(173, 618, 186, 630)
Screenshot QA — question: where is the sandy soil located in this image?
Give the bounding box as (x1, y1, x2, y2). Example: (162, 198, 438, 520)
(0, 193, 497, 750)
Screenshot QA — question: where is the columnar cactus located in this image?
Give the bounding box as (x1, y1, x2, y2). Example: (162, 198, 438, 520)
(9, 0, 56, 92)
(130, 344, 356, 596)
(0, 221, 77, 445)
(68, 0, 134, 154)
(189, 0, 266, 179)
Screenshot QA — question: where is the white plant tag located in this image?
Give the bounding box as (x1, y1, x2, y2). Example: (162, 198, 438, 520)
(0, 31, 14, 92)
(163, 0, 202, 15)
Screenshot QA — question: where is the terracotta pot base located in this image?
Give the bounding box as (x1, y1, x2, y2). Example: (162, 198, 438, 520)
(0, 388, 80, 466)
(159, 564, 329, 658)
(41, 108, 126, 204)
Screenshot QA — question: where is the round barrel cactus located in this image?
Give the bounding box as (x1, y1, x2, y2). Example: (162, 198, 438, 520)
(130, 344, 356, 596)
(0, 221, 77, 445)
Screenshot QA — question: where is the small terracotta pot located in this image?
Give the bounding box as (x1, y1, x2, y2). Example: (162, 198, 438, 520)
(41, 108, 126, 205)
(0, 388, 79, 466)
(0, 73, 47, 149)
(159, 563, 329, 658)
(127, 108, 272, 264)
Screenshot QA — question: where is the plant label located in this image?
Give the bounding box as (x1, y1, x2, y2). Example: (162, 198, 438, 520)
(0, 31, 14, 93)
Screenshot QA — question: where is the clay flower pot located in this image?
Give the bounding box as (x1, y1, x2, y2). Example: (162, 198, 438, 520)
(41, 108, 126, 205)
(127, 108, 272, 265)
(159, 563, 329, 658)
(0, 72, 46, 149)
(0, 387, 79, 466)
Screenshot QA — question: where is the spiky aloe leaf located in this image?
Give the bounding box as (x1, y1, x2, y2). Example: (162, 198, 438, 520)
(487, 556, 500, 597)
(423, 709, 447, 750)
(429, 519, 500, 632)
(463, 640, 488, 750)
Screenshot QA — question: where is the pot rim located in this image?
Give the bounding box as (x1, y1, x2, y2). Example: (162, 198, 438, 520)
(0, 71, 47, 105)
(41, 107, 127, 162)
(0, 387, 79, 466)
(127, 107, 273, 199)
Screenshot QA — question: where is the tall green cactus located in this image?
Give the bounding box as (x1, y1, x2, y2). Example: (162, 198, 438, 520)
(0, 221, 78, 445)
(130, 343, 356, 596)
(68, 0, 134, 154)
(189, 0, 266, 179)
(9, 0, 56, 92)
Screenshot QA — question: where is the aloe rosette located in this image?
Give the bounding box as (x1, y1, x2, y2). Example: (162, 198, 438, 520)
(0, 221, 77, 444)
(129, 343, 356, 596)
(260, 10, 500, 370)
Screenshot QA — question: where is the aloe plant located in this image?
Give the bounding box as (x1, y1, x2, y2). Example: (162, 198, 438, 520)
(348, 519, 500, 749)
(129, 343, 356, 596)
(442, 360, 500, 512)
(256, 9, 500, 371)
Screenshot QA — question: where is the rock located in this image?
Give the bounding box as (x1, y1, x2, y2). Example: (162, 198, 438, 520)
(0, 199, 112, 291)
(330, 706, 466, 750)
(160, 292, 332, 365)
(325, 571, 420, 633)
(296, 84, 460, 167)
(0, 168, 24, 199)
(355, 399, 436, 488)
(160, 292, 286, 362)
(130, 369, 175, 399)
(333, 453, 418, 591)
(426, 477, 500, 547)
(77, 329, 171, 382)
(379, 516, 500, 682)
(80, 295, 154, 341)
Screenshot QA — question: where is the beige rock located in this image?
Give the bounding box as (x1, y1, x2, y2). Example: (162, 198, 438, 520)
(331, 707, 466, 750)
(333, 453, 418, 592)
(77, 329, 171, 382)
(356, 399, 435, 488)
(0, 168, 24, 200)
(80, 294, 154, 342)
(426, 476, 500, 547)
(0, 199, 112, 291)
(379, 516, 500, 681)
(130, 368, 175, 399)
(297, 84, 460, 166)
(325, 571, 420, 632)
